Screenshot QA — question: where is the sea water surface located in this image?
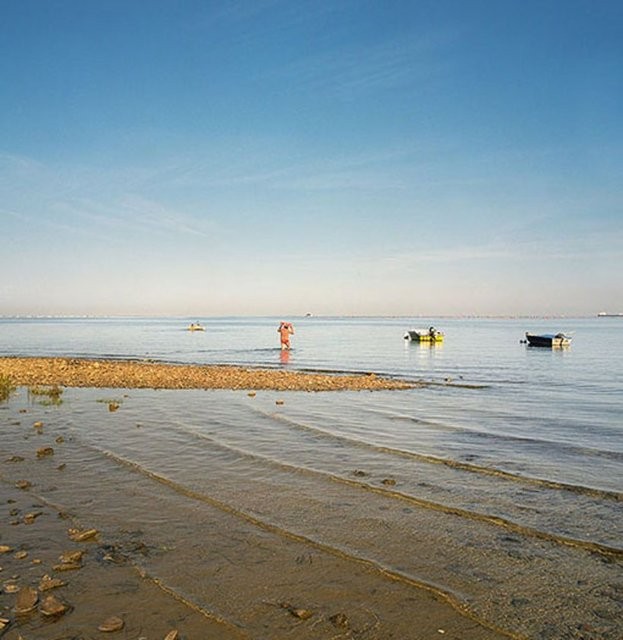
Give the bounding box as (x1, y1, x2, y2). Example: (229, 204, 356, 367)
(1, 316, 622, 639)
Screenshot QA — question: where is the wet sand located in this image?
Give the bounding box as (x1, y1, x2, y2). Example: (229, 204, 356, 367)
(0, 387, 515, 640)
(0, 356, 416, 392)
(0, 359, 512, 640)
(2, 360, 620, 639)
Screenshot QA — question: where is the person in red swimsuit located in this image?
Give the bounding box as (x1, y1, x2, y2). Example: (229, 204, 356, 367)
(278, 321, 294, 350)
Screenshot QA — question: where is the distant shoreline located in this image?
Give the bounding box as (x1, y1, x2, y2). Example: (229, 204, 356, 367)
(0, 356, 416, 392)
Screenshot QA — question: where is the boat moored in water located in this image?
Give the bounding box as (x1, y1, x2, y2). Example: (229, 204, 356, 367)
(404, 328, 444, 343)
(525, 332, 572, 347)
(187, 323, 205, 332)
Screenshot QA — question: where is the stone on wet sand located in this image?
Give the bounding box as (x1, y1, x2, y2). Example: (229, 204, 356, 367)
(24, 511, 43, 524)
(15, 586, 38, 613)
(54, 548, 84, 571)
(98, 615, 125, 632)
(59, 549, 84, 564)
(39, 574, 66, 591)
(36, 446, 54, 458)
(39, 594, 69, 617)
(68, 527, 98, 542)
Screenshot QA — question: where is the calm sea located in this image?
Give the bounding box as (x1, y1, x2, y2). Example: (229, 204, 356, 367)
(1, 316, 622, 639)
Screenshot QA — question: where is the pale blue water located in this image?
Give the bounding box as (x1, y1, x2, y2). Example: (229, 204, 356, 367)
(1, 316, 622, 638)
(1, 315, 622, 495)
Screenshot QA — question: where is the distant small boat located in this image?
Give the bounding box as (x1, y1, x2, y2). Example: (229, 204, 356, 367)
(187, 324, 205, 332)
(404, 329, 444, 343)
(525, 332, 571, 347)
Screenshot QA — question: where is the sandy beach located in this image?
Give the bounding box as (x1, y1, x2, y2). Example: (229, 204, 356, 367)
(0, 356, 416, 392)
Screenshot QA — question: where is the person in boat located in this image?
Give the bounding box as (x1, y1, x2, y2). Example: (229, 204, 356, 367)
(278, 321, 295, 350)
(429, 326, 436, 339)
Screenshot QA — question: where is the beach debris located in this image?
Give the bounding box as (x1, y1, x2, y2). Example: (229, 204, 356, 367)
(381, 478, 396, 486)
(24, 511, 43, 524)
(39, 574, 66, 591)
(329, 612, 350, 628)
(279, 602, 314, 620)
(98, 615, 125, 632)
(247, 391, 256, 397)
(55, 436, 65, 443)
(108, 401, 120, 412)
(3, 583, 19, 594)
(15, 480, 32, 490)
(33, 421, 44, 429)
(0, 617, 10, 632)
(15, 586, 38, 614)
(6, 455, 24, 463)
(0, 545, 12, 554)
(54, 549, 84, 571)
(54, 559, 82, 572)
(275, 399, 285, 405)
(39, 594, 69, 617)
(68, 527, 98, 542)
(57, 463, 67, 471)
(36, 446, 54, 458)
(352, 470, 368, 477)
(59, 550, 84, 564)
(163, 631, 179, 640)
(15, 551, 28, 560)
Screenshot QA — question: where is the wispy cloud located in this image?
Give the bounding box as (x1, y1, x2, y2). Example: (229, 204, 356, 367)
(53, 196, 215, 240)
(269, 29, 456, 96)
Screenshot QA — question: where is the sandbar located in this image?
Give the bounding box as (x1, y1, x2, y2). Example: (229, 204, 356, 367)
(0, 356, 416, 392)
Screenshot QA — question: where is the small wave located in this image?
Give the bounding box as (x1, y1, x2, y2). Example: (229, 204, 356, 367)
(75, 442, 523, 639)
(164, 419, 623, 559)
(249, 405, 622, 503)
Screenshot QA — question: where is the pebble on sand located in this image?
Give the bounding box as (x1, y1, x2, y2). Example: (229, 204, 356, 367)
(39, 594, 69, 617)
(68, 527, 98, 542)
(39, 575, 66, 591)
(15, 586, 38, 614)
(24, 511, 43, 524)
(98, 615, 125, 632)
(59, 550, 84, 564)
(54, 549, 84, 571)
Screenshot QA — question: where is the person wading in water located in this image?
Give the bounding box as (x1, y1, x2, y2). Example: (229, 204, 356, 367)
(278, 321, 294, 350)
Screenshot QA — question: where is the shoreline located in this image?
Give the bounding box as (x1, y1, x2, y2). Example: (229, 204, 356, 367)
(0, 356, 416, 392)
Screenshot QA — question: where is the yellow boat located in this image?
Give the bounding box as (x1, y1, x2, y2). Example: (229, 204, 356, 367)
(404, 329, 444, 343)
(187, 324, 205, 332)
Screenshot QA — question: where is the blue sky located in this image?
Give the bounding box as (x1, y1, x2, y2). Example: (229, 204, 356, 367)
(1, 0, 621, 316)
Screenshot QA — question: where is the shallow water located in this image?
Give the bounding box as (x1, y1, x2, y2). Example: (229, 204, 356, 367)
(1, 316, 622, 638)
